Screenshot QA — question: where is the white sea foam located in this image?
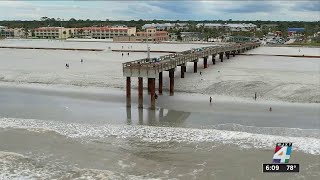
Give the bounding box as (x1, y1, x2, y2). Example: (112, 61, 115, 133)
(209, 123, 320, 138)
(0, 150, 160, 180)
(1, 118, 319, 155)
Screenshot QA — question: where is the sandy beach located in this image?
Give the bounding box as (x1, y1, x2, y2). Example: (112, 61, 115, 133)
(1, 40, 319, 103)
(0, 39, 319, 179)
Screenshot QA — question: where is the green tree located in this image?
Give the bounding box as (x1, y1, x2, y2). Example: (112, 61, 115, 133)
(176, 30, 182, 41)
(69, 18, 77, 22)
(254, 30, 265, 38)
(40, 17, 48, 21)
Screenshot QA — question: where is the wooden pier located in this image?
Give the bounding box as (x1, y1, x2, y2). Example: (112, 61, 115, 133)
(123, 42, 260, 109)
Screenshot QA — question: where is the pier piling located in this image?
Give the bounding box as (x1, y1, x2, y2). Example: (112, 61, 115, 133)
(212, 54, 216, 64)
(148, 78, 151, 94)
(126, 77, 131, 107)
(169, 69, 175, 96)
(194, 61, 198, 73)
(138, 77, 143, 108)
(181, 66, 185, 78)
(204, 56, 208, 68)
(159, 72, 163, 95)
(150, 78, 156, 109)
(219, 53, 224, 62)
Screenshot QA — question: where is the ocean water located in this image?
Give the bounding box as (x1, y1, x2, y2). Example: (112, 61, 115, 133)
(0, 88, 319, 179)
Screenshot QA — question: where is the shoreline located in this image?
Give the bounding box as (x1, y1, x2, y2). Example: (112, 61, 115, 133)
(1, 82, 318, 107)
(0, 46, 179, 53)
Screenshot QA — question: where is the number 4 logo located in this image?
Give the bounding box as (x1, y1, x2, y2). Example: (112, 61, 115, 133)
(273, 146, 291, 163)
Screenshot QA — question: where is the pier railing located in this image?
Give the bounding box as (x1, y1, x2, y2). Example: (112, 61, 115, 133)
(123, 42, 260, 78)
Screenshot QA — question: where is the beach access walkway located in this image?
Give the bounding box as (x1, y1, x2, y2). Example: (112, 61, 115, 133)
(123, 42, 261, 109)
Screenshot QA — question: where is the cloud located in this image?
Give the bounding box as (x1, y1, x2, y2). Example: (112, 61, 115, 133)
(291, 1, 320, 12)
(147, 1, 195, 14)
(0, 1, 318, 21)
(221, 1, 280, 13)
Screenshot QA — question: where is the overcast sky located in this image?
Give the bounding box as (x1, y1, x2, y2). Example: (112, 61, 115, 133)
(0, 0, 319, 21)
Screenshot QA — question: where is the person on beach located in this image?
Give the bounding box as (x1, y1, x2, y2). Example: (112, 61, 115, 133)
(200, 71, 202, 76)
(269, 107, 272, 111)
(65, 64, 69, 69)
(127, 52, 129, 56)
(254, 92, 257, 101)
(210, 96, 212, 104)
(122, 53, 124, 57)
(81, 59, 83, 63)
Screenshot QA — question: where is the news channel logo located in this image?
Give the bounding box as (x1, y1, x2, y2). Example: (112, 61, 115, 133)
(272, 142, 292, 163)
(262, 142, 299, 173)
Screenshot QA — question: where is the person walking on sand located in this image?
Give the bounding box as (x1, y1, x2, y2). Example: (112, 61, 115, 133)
(81, 59, 83, 63)
(210, 96, 212, 104)
(65, 63, 69, 69)
(122, 53, 124, 57)
(269, 107, 272, 112)
(127, 52, 129, 56)
(254, 92, 257, 101)
(200, 71, 202, 76)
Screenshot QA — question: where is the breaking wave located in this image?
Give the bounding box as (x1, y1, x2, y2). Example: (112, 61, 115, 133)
(1, 118, 319, 155)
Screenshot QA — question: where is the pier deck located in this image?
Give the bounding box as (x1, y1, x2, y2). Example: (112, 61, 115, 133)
(123, 42, 259, 78)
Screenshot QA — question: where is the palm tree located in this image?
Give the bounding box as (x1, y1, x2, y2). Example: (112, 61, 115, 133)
(62, 31, 66, 39)
(78, 29, 84, 38)
(24, 28, 29, 39)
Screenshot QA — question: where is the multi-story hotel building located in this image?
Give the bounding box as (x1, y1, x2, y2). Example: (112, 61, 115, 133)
(142, 23, 189, 31)
(34, 27, 75, 39)
(196, 23, 257, 32)
(0, 28, 31, 38)
(135, 28, 169, 42)
(1, 28, 14, 37)
(74, 26, 136, 39)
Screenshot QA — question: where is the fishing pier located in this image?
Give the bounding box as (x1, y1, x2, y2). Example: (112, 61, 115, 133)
(123, 42, 260, 109)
